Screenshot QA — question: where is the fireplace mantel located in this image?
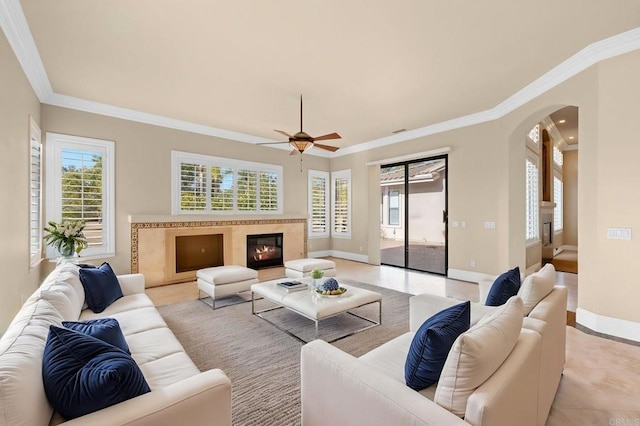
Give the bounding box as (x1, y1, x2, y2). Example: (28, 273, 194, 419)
(130, 214, 307, 287)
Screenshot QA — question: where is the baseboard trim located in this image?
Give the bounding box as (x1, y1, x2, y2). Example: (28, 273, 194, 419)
(447, 268, 493, 283)
(576, 308, 640, 343)
(308, 250, 369, 264)
(555, 245, 578, 255)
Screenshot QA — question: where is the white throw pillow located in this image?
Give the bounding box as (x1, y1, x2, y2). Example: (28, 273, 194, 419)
(518, 263, 555, 315)
(434, 296, 524, 417)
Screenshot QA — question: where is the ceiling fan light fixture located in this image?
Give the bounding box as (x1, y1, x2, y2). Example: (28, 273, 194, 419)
(291, 140, 312, 152)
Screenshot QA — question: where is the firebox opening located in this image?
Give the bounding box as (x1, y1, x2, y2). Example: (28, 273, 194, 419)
(247, 233, 284, 269)
(175, 234, 224, 273)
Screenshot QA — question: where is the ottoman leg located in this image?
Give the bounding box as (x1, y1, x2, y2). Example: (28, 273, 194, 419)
(198, 289, 216, 310)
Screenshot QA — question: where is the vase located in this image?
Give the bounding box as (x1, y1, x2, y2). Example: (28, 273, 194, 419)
(314, 278, 324, 290)
(60, 241, 75, 258)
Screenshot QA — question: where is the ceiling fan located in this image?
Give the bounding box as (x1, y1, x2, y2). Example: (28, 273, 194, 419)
(258, 96, 341, 155)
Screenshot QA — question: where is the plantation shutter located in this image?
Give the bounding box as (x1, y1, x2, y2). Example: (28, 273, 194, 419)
(525, 157, 539, 241)
(60, 148, 105, 247)
(311, 176, 329, 234)
(259, 171, 279, 211)
(554, 175, 563, 232)
(211, 166, 234, 211)
(332, 170, 351, 237)
(237, 169, 257, 211)
(179, 162, 208, 211)
(29, 122, 42, 263)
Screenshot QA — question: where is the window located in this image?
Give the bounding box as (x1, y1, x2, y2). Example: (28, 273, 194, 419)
(308, 170, 329, 238)
(331, 169, 351, 238)
(553, 145, 563, 167)
(29, 117, 42, 266)
(527, 124, 540, 153)
(46, 133, 115, 258)
(172, 151, 283, 215)
(554, 174, 563, 232)
(388, 189, 400, 226)
(525, 153, 539, 242)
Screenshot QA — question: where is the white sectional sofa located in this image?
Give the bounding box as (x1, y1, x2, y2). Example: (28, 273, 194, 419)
(301, 264, 567, 426)
(0, 262, 231, 426)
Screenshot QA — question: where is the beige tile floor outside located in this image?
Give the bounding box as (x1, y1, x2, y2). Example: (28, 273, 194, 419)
(147, 258, 640, 425)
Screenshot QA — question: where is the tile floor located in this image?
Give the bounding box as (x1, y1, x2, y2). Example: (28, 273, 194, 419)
(146, 258, 639, 425)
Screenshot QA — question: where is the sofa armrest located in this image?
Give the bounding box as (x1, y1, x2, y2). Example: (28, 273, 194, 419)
(301, 340, 466, 426)
(117, 274, 146, 296)
(61, 369, 231, 426)
(464, 329, 541, 426)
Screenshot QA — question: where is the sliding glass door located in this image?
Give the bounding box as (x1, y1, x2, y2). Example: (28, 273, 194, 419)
(380, 156, 448, 275)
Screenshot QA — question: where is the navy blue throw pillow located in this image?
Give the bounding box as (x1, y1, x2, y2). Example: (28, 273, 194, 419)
(486, 267, 521, 306)
(42, 326, 150, 420)
(405, 301, 471, 391)
(62, 318, 130, 354)
(79, 263, 123, 313)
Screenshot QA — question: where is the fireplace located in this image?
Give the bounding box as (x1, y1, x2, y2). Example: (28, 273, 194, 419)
(246, 233, 283, 269)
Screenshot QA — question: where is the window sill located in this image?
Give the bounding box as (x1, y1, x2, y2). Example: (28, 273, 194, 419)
(308, 234, 330, 239)
(46, 252, 116, 263)
(525, 239, 541, 248)
(331, 234, 352, 240)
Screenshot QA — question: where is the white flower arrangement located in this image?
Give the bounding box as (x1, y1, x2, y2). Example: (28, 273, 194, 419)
(43, 220, 88, 256)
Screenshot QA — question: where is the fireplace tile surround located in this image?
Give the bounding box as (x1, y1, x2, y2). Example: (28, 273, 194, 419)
(130, 215, 307, 287)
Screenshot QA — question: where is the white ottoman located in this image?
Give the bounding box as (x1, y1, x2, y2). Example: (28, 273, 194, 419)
(197, 265, 259, 309)
(284, 258, 337, 279)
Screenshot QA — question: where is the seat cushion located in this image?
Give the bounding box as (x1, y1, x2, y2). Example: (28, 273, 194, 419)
(42, 326, 150, 420)
(284, 258, 336, 272)
(196, 265, 258, 285)
(62, 318, 130, 353)
(79, 263, 123, 313)
(80, 306, 167, 336)
(405, 301, 471, 391)
(434, 296, 524, 416)
(139, 352, 201, 390)
(486, 267, 521, 306)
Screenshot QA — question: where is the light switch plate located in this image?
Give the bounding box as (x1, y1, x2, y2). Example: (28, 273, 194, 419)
(606, 227, 632, 240)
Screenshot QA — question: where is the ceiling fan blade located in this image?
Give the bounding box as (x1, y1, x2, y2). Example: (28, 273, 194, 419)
(257, 141, 289, 145)
(289, 149, 299, 156)
(313, 142, 340, 152)
(274, 130, 293, 138)
(313, 132, 341, 141)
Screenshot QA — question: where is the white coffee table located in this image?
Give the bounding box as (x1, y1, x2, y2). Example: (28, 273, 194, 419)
(251, 278, 382, 343)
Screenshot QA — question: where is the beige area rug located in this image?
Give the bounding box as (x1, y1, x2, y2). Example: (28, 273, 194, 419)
(157, 280, 411, 426)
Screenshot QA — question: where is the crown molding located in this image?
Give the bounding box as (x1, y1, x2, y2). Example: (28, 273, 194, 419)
(1, 0, 638, 158)
(0, 0, 52, 101)
(46, 93, 280, 145)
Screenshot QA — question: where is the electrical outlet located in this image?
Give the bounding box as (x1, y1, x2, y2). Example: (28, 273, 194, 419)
(470, 260, 476, 268)
(484, 221, 496, 229)
(452, 221, 459, 228)
(461, 221, 467, 229)
(359, 246, 363, 252)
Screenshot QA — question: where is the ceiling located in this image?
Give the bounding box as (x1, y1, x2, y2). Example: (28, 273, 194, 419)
(550, 106, 579, 146)
(15, 1, 640, 153)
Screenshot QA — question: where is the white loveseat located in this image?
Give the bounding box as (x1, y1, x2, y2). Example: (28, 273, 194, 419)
(0, 262, 231, 426)
(301, 264, 567, 425)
